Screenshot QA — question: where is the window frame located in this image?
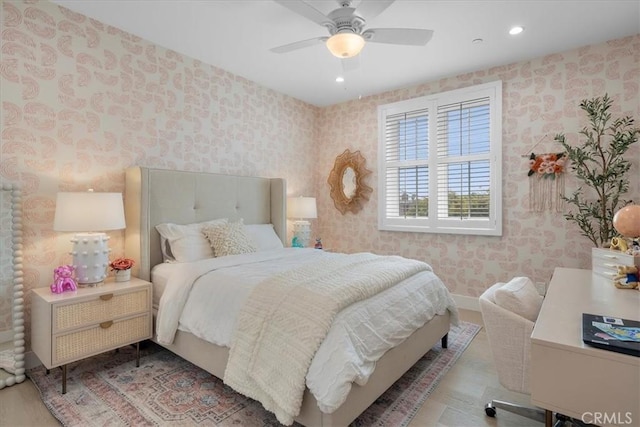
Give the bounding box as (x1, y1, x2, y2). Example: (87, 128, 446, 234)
(377, 81, 502, 236)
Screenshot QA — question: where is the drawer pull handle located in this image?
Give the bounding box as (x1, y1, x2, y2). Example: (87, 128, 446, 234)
(100, 294, 114, 301)
(603, 255, 619, 260)
(100, 321, 113, 329)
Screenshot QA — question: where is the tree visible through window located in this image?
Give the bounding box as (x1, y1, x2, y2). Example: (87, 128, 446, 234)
(378, 81, 502, 236)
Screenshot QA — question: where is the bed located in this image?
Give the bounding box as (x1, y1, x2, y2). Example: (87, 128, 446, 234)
(124, 166, 456, 426)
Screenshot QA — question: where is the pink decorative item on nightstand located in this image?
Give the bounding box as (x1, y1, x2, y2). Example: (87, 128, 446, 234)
(50, 265, 77, 294)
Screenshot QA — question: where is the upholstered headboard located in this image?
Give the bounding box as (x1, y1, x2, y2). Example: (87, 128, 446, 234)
(124, 167, 286, 281)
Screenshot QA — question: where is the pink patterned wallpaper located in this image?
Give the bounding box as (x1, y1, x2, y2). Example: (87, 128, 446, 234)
(1, 0, 639, 336)
(315, 35, 640, 296)
(0, 0, 318, 336)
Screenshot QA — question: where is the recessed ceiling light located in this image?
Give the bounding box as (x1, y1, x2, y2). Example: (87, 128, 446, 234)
(336, 76, 345, 83)
(509, 26, 524, 35)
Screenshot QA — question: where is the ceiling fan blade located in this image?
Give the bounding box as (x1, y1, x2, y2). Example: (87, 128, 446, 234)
(270, 37, 329, 54)
(273, 0, 332, 26)
(363, 28, 433, 46)
(355, 0, 395, 20)
(341, 55, 360, 73)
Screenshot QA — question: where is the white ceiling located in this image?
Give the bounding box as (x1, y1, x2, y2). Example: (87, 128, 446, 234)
(51, 0, 640, 107)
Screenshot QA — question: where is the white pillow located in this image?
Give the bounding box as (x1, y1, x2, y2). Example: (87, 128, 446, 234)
(494, 277, 543, 322)
(245, 224, 284, 251)
(203, 219, 257, 257)
(156, 218, 228, 262)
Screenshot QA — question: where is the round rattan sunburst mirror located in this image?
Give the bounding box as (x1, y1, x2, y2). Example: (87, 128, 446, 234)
(327, 149, 372, 215)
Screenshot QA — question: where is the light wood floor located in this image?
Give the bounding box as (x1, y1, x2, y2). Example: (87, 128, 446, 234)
(0, 309, 541, 427)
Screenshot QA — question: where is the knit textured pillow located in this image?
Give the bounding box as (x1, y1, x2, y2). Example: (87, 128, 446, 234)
(203, 219, 257, 257)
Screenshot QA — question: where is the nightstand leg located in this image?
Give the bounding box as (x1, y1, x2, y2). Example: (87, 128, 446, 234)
(61, 365, 67, 394)
(136, 342, 140, 367)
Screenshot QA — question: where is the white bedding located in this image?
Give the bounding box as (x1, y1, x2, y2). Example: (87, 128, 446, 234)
(150, 263, 171, 307)
(153, 248, 458, 414)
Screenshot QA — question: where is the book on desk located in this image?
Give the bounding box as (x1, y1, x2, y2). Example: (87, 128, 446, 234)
(582, 313, 640, 357)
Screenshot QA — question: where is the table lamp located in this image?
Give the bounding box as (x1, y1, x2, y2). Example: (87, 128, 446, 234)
(287, 196, 317, 248)
(53, 190, 126, 286)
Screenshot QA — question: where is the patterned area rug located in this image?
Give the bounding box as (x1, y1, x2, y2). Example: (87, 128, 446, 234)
(29, 322, 480, 427)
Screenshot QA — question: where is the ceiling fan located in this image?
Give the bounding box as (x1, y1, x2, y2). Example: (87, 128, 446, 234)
(271, 0, 433, 59)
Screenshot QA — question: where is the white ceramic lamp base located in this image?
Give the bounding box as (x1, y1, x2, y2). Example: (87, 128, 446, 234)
(70, 232, 110, 286)
(293, 220, 311, 248)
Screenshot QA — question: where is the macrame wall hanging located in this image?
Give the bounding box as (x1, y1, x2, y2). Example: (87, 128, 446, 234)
(527, 152, 566, 212)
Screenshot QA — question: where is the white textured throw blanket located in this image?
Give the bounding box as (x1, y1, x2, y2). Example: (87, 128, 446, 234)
(223, 252, 431, 425)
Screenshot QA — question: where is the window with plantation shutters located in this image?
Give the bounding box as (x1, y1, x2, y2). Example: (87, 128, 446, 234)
(377, 81, 502, 236)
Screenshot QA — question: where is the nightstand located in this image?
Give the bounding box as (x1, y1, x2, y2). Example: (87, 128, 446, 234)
(31, 277, 152, 393)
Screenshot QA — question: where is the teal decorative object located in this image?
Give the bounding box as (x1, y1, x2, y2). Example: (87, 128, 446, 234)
(291, 236, 303, 248)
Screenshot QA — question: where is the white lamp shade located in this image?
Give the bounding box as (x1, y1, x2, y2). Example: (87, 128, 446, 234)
(326, 32, 365, 58)
(54, 192, 126, 232)
(287, 197, 317, 219)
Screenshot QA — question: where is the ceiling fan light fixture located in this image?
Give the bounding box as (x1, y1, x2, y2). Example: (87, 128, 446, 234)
(326, 32, 365, 58)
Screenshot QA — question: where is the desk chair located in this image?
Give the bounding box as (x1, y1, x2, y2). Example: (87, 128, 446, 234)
(479, 277, 553, 424)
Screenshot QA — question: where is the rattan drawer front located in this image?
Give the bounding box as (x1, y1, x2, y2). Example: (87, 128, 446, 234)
(54, 289, 149, 332)
(53, 314, 151, 365)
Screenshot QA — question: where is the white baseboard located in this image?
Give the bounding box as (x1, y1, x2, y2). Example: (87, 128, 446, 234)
(451, 293, 479, 311)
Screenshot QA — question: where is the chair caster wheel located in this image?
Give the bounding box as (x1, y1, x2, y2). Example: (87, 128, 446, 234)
(485, 403, 496, 417)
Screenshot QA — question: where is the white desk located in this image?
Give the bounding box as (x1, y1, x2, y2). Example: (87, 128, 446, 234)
(531, 268, 640, 427)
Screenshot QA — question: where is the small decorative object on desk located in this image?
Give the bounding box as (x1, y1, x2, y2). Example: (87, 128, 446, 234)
(612, 205, 640, 256)
(610, 236, 629, 252)
(110, 257, 134, 282)
(50, 265, 77, 294)
(613, 266, 639, 290)
(314, 238, 323, 250)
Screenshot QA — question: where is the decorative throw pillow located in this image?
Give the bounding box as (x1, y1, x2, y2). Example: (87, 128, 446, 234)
(203, 219, 257, 257)
(494, 277, 543, 322)
(244, 223, 284, 251)
(155, 218, 228, 262)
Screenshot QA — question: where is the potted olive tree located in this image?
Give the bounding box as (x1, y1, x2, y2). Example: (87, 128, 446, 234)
(555, 94, 639, 247)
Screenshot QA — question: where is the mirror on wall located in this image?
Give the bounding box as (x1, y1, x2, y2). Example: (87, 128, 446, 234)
(0, 183, 25, 389)
(327, 149, 373, 215)
(342, 167, 357, 200)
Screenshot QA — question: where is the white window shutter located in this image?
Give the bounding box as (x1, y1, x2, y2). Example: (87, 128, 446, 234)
(378, 81, 502, 236)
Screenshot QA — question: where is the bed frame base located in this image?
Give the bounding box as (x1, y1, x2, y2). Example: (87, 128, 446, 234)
(153, 311, 450, 427)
